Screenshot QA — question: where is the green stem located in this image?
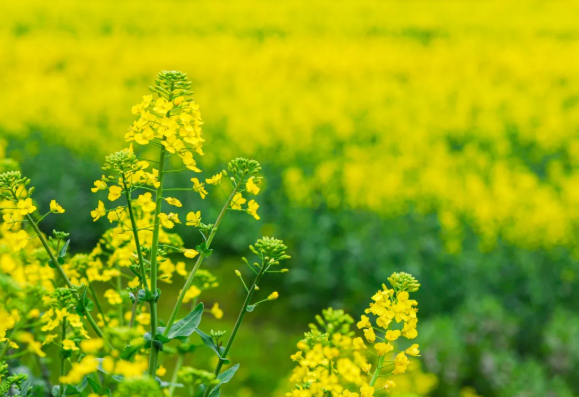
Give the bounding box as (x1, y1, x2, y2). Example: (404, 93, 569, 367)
(122, 180, 148, 290)
(59, 318, 67, 397)
(168, 354, 184, 397)
(129, 297, 138, 329)
(148, 146, 167, 376)
(24, 213, 109, 346)
(163, 182, 243, 337)
(88, 284, 109, 328)
(203, 261, 266, 397)
(369, 355, 385, 387)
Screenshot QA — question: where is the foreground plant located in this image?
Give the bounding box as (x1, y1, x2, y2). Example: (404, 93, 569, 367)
(286, 273, 421, 397)
(0, 71, 286, 396)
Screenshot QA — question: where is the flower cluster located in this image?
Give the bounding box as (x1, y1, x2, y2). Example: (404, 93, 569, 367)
(286, 273, 422, 397)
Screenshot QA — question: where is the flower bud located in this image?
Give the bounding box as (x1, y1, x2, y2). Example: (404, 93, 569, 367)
(281, 269, 289, 273)
(268, 291, 279, 301)
(235, 269, 241, 277)
(254, 286, 260, 291)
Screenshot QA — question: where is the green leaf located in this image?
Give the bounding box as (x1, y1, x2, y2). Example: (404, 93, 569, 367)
(196, 329, 230, 364)
(87, 376, 102, 393)
(59, 239, 70, 258)
(154, 288, 162, 303)
(246, 305, 256, 312)
(167, 303, 203, 340)
(120, 343, 141, 360)
(137, 289, 147, 303)
(208, 364, 240, 397)
(18, 379, 32, 397)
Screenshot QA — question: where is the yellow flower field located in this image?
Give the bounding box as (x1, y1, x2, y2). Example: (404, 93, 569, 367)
(3, 1, 579, 252)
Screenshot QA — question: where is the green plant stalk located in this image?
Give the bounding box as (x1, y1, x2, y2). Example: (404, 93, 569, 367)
(148, 146, 167, 376)
(162, 181, 243, 337)
(24, 213, 109, 345)
(59, 318, 67, 397)
(203, 261, 267, 397)
(128, 297, 138, 329)
(122, 180, 149, 290)
(88, 283, 109, 328)
(116, 263, 123, 326)
(369, 355, 385, 387)
(168, 354, 184, 397)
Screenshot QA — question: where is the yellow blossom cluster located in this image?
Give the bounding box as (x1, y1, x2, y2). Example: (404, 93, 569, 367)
(287, 273, 423, 397)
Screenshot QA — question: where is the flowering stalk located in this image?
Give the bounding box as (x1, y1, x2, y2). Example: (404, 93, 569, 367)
(369, 355, 385, 387)
(147, 146, 167, 376)
(122, 179, 148, 290)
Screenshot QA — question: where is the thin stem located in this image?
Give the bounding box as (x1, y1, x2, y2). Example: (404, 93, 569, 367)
(369, 355, 385, 387)
(24, 213, 109, 346)
(203, 261, 266, 397)
(88, 284, 109, 328)
(59, 318, 67, 397)
(168, 354, 184, 397)
(148, 145, 167, 376)
(122, 180, 149, 291)
(162, 182, 244, 337)
(116, 263, 123, 327)
(129, 298, 138, 329)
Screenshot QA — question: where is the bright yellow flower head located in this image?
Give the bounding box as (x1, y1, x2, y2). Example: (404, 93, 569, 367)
(210, 303, 223, 319)
(104, 289, 122, 305)
(91, 201, 106, 221)
(17, 198, 36, 215)
(231, 193, 247, 210)
(164, 197, 182, 207)
(186, 211, 201, 227)
(184, 249, 199, 259)
(50, 200, 65, 213)
(246, 177, 260, 195)
(247, 200, 260, 220)
(206, 172, 223, 185)
(137, 193, 156, 212)
(108, 186, 122, 201)
(62, 339, 79, 351)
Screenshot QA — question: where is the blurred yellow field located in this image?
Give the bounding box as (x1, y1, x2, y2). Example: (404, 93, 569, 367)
(3, 0, 579, 250)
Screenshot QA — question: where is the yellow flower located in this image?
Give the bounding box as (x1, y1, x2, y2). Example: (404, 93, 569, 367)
(184, 249, 199, 259)
(385, 330, 401, 341)
(191, 178, 208, 199)
(104, 289, 122, 305)
(156, 365, 167, 376)
(231, 193, 246, 209)
(206, 172, 223, 185)
(374, 342, 393, 356)
(353, 337, 367, 350)
(164, 197, 182, 207)
(62, 339, 79, 351)
(211, 303, 223, 319)
(108, 186, 122, 201)
(182, 285, 201, 303)
(392, 352, 410, 374)
(136, 313, 151, 326)
(360, 386, 374, 397)
(91, 201, 106, 221)
(186, 211, 201, 226)
(363, 327, 376, 343)
(405, 344, 420, 356)
(80, 338, 104, 354)
(384, 380, 396, 390)
(247, 200, 260, 220)
(42, 334, 58, 346)
(91, 179, 107, 193)
(137, 193, 156, 212)
(290, 351, 303, 361)
(17, 198, 36, 215)
(50, 200, 65, 213)
(176, 262, 188, 276)
(357, 315, 372, 329)
(246, 177, 260, 195)
(268, 291, 279, 300)
(13, 230, 29, 252)
(158, 213, 180, 229)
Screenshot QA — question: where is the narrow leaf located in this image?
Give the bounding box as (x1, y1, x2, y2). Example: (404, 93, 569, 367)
(208, 364, 240, 397)
(167, 303, 204, 339)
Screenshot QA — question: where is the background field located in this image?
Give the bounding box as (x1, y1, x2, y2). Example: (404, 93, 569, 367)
(3, 1, 579, 396)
